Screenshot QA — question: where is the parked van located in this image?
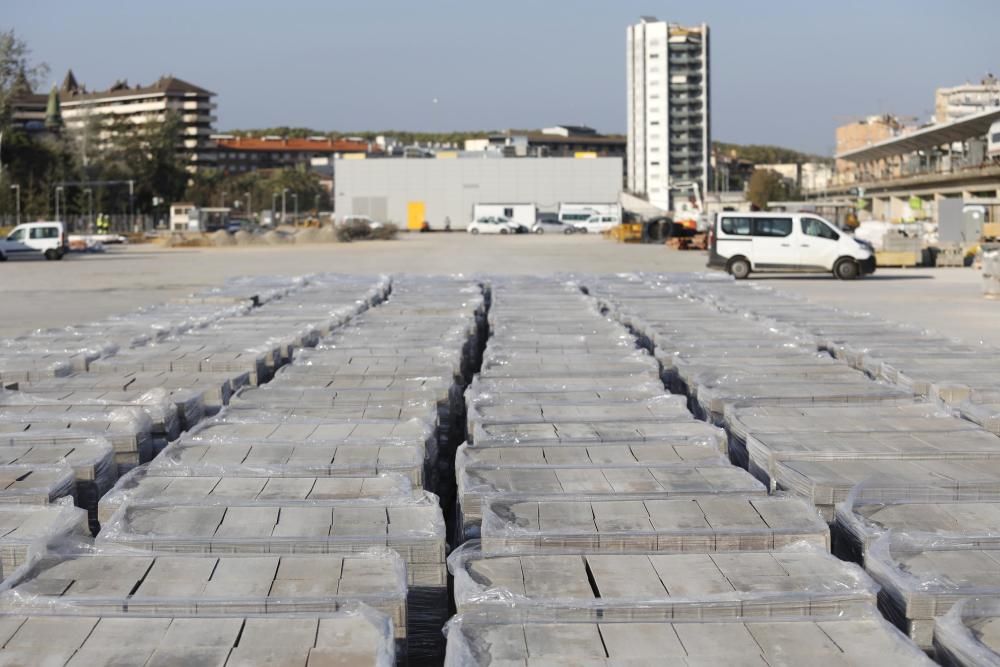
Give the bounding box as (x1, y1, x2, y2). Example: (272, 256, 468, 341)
(572, 214, 621, 234)
(708, 212, 875, 280)
(0, 222, 68, 261)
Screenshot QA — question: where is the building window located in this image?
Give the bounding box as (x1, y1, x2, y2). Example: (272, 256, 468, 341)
(649, 53, 660, 58)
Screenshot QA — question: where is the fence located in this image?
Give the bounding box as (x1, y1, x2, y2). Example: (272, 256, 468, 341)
(0, 214, 161, 234)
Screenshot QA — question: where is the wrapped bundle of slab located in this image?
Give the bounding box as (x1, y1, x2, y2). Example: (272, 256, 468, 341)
(0, 356, 73, 384)
(960, 400, 1000, 436)
(465, 395, 689, 435)
(744, 428, 1000, 494)
(154, 439, 425, 488)
(97, 493, 446, 660)
(0, 407, 153, 474)
(0, 465, 76, 506)
(0, 606, 394, 665)
(451, 542, 876, 622)
(471, 420, 726, 452)
(0, 436, 116, 529)
(88, 343, 277, 385)
(724, 403, 977, 464)
(834, 493, 1000, 563)
(443, 609, 932, 666)
(480, 495, 828, 554)
(862, 536, 1000, 649)
(456, 453, 763, 539)
(232, 385, 447, 423)
(0, 548, 408, 657)
(0, 504, 89, 580)
(98, 464, 412, 524)
(934, 597, 1000, 666)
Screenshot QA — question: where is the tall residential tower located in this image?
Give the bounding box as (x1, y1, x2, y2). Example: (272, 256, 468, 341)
(626, 18, 710, 211)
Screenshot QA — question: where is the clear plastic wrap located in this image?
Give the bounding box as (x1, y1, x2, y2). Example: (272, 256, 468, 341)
(934, 597, 1000, 666)
(0, 603, 396, 666)
(0, 464, 76, 506)
(0, 503, 89, 580)
(480, 495, 829, 555)
(470, 420, 726, 452)
(152, 440, 426, 489)
(450, 540, 876, 621)
(443, 607, 933, 666)
(98, 464, 413, 524)
(0, 544, 408, 654)
(465, 394, 690, 432)
(960, 401, 1000, 436)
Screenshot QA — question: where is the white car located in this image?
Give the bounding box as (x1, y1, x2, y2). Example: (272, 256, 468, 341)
(531, 219, 575, 234)
(467, 216, 520, 235)
(0, 222, 68, 261)
(572, 215, 621, 233)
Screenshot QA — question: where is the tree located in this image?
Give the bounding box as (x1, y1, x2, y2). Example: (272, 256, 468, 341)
(0, 29, 49, 129)
(747, 169, 799, 209)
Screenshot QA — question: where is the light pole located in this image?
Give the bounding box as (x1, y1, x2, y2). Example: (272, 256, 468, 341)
(271, 192, 278, 226)
(314, 193, 320, 214)
(128, 179, 134, 233)
(281, 188, 288, 223)
(220, 191, 227, 208)
(291, 193, 298, 224)
(244, 191, 252, 220)
(55, 186, 64, 221)
(10, 185, 20, 226)
(84, 188, 93, 230)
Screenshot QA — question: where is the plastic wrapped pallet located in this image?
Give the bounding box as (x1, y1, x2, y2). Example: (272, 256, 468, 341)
(456, 455, 763, 539)
(471, 420, 727, 453)
(744, 428, 1000, 491)
(862, 535, 1000, 650)
(0, 546, 408, 657)
(833, 490, 1000, 563)
(0, 435, 117, 532)
(0, 604, 395, 665)
(934, 597, 1000, 666)
(0, 464, 76, 506)
(0, 504, 89, 580)
(98, 465, 412, 524)
(0, 407, 153, 474)
(480, 495, 829, 555)
(960, 401, 1000, 436)
(153, 439, 426, 489)
(97, 493, 447, 660)
(443, 608, 933, 666)
(451, 541, 876, 621)
(465, 395, 689, 433)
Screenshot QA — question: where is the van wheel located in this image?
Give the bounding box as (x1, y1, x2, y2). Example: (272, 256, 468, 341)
(834, 258, 860, 280)
(470, 228, 479, 235)
(727, 257, 751, 279)
(44, 249, 57, 261)
(500, 229, 509, 235)
(564, 228, 574, 235)
(0, 253, 6, 262)
(535, 228, 544, 234)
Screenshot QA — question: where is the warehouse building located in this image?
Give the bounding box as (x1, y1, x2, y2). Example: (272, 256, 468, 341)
(334, 157, 623, 229)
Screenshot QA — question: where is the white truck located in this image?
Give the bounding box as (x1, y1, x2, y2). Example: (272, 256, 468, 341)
(472, 204, 535, 230)
(558, 202, 621, 225)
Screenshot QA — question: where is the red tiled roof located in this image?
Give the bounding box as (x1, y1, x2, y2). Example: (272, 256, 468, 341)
(216, 137, 375, 153)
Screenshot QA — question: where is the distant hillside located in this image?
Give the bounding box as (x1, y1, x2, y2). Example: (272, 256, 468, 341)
(713, 142, 831, 164)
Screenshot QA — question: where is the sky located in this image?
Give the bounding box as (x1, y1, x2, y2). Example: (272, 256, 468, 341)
(6, 0, 998, 154)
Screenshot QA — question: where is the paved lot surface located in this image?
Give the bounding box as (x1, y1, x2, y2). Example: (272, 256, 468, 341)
(3, 233, 997, 344)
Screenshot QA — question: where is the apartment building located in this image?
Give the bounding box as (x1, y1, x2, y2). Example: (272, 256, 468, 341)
(12, 70, 217, 171)
(626, 17, 710, 211)
(935, 75, 1000, 124)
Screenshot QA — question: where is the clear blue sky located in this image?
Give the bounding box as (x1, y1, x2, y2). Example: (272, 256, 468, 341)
(6, 0, 998, 154)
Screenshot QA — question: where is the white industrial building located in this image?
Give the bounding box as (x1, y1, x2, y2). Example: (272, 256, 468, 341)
(334, 157, 623, 230)
(626, 17, 710, 212)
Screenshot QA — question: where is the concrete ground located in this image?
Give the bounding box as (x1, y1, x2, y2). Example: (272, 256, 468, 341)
(3, 233, 998, 344)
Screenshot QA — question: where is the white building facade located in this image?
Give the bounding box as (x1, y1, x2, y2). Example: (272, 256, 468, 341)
(626, 18, 710, 211)
(935, 75, 1000, 124)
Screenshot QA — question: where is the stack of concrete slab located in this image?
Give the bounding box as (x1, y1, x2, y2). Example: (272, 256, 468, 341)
(0, 606, 396, 666)
(0, 504, 88, 579)
(444, 610, 932, 666)
(0, 465, 76, 506)
(934, 597, 1000, 666)
(0, 548, 408, 655)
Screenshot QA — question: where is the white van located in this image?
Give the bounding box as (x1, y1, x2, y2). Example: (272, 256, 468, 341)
(0, 222, 68, 261)
(572, 214, 621, 234)
(708, 212, 875, 280)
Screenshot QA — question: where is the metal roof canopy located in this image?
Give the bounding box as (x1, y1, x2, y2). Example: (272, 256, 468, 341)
(837, 107, 1000, 163)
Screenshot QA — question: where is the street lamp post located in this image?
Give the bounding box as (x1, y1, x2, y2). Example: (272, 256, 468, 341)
(10, 185, 20, 226)
(281, 188, 288, 224)
(55, 186, 64, 221)
(292, 193, 298, 224)
(220, 191, 227, 208)
(271, 192, 278, 226)
(314, 193, 320, 214)
(244, 191, 252, 220)
(84, 188, 93, 231)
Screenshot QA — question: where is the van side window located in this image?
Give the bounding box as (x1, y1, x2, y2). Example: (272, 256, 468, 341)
(753, 218, 793, 237)
(29, 227, 58, 239)
(7, 229, 26, 242)
(801, 217, 840, 240)
(720, 217, 751, 235)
